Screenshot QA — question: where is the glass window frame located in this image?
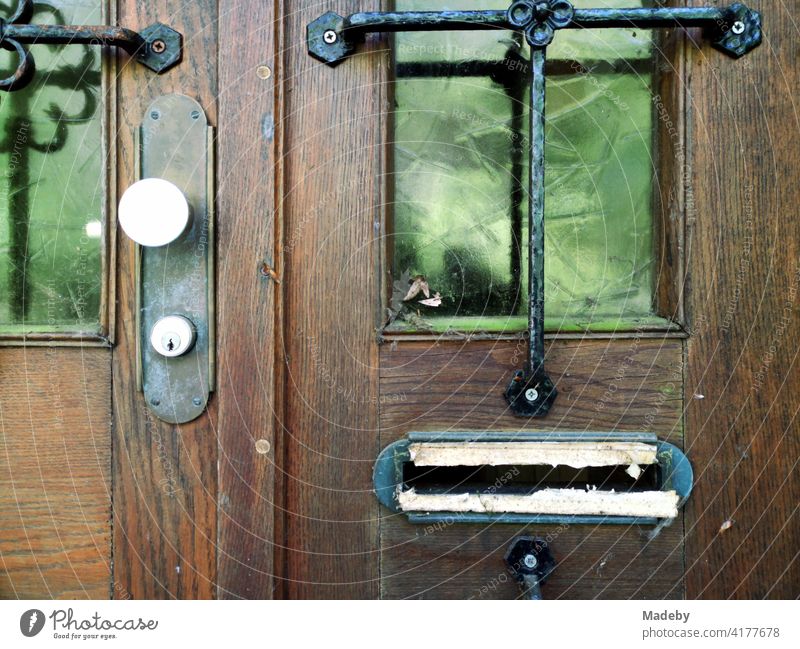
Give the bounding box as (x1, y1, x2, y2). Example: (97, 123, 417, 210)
(0, 0, 114, 346)
(381, 0, 687, 338)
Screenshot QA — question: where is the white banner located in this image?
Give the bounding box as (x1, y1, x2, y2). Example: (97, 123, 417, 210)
(0, 600, 796, 647)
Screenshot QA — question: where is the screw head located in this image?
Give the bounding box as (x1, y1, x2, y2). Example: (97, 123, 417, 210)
(192, 397, 203, 407)
(525, 388, 539, 402)
(523, 554, 538, 569)
(256, 65, 272, 79)
(150, 397, 161, 406)
(732, 21, 746, 35)
(534, 1, 550, 20)
(308, 12, 353, 65)
(138, 23, 183, 74)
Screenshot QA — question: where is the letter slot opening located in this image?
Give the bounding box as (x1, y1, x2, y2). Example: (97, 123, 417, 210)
(374, 432, 693, 525)
(403, 463, 662, 494)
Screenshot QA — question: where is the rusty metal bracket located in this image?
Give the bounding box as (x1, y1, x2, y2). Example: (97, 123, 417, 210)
(308, 2, 762, 417)
(0, 0, 182, 91)
(505, 536, 556, 600)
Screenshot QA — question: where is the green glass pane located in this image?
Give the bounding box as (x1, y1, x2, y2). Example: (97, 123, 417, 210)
(551, 0, 654, 60)
(0, 0, 103, 333)
(390, 0, 658, 332)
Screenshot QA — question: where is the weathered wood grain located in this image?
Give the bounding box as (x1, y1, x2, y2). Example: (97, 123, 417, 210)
(0, 348, 110, 599)
(279, 0, 387, 598)
(381, 339, 684, 443)
(684, 0, 800, 599)
(112, 0, 218, 599)
(215, 0, 280, 599)
(379, 338, 684, 598)
(381, 517, 684, 599)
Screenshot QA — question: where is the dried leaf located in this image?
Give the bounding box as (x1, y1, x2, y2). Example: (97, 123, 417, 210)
(418, 292, 442, 307)
(404, 275, 430, 301)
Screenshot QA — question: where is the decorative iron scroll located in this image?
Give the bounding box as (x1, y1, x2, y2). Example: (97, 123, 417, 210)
(307, 2, 762, 417)
(0, 0, 181, 91)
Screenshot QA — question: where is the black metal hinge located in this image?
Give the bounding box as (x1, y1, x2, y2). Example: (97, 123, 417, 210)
(307, 2, 762, 417)
(0, 0, 182, 91)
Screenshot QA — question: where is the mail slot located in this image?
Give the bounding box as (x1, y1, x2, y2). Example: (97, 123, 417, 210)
(374, 431, 693, 525)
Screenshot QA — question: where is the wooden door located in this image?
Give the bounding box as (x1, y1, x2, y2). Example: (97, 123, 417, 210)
(275, 0, 799, 600)
(1, 0, 797, 600)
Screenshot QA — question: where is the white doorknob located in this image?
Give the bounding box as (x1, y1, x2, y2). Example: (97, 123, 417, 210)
(118, 178, 190, 247)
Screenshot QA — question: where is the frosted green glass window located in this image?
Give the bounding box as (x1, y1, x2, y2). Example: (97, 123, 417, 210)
(0, 0, 103, 334)
(389, 0, 661, 333)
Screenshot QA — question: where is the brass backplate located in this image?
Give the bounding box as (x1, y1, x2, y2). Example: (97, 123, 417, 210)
(137, 94, 214, 424)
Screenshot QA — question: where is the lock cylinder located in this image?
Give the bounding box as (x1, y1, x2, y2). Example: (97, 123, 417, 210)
(150, 315, 196, 358)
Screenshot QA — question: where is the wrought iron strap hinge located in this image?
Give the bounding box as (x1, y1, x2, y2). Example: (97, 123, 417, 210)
(308, 2, 762, 64)
(0, 0, 182, 91)
(307, 2, 762, 418)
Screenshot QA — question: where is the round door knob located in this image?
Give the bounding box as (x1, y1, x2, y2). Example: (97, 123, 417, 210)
(150, 315, 196, 358)
(118, 178, 190, 247)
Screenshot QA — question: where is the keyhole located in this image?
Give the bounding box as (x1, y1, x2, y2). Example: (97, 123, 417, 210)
(159, 331, 181, 355)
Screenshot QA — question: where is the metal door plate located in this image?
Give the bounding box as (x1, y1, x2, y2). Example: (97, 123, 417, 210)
(135, 94, 215, 424)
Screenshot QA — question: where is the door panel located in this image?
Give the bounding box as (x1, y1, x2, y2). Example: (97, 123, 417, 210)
(279, 0, 689, 596)
(379, 339, 684, 598)
(684, 0, 800, 599)
(112, 0, 218, 599)
(0, 348, 110, 599)
(381, 520, 683, 599)
(279, 0, 384, 599)
(215, 0, 279, 601)
(380, 339, 683, 437)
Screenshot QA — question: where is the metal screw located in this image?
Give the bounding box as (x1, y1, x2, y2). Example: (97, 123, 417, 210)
(161, 332, 180, 353)
(533, 1, 550, 20)
(192, 397, 203, 407)
(256, 65, 272, 80)
(525, 388, 539, 402)
(523, 554, 538, 569)
(323, 29, 338, 44)
(150, 397, 161, 406)
(255, 439, 271, 455)
(732, 21, 745, 35)
(190, 110, 201, 120)
(151, 39, 167, 54)
(150, 110, 160, 120)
